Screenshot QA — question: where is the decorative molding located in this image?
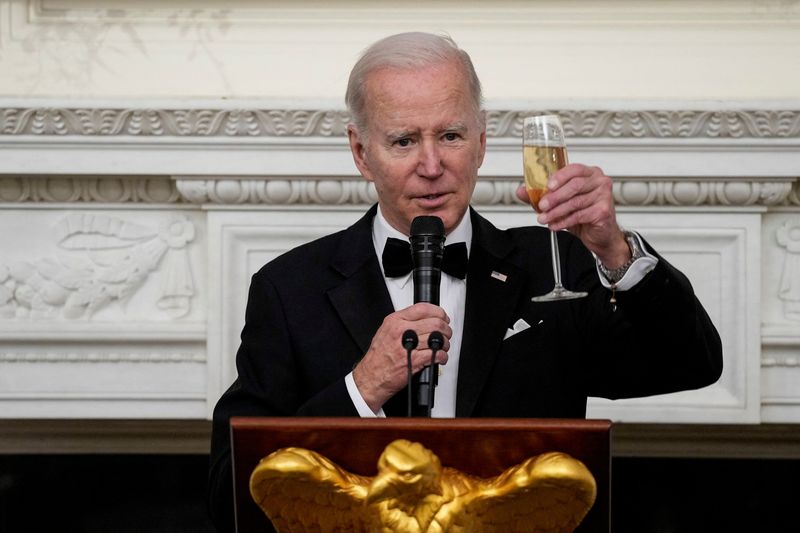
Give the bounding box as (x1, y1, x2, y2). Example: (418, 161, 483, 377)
(0, 419, 213, 454)
(760, 325, 800, 358)
(0, 352, 205, 363)
(613, 179, 796, 207)
(788, 180, 800, 206)
(2, 176, 797, 207)
(24, 1, 800, 25)
(762, 355, 800, 368)
(487, 110, 800, 139)
(174, 177, 799, 208)
(2, 108, 799, 138)
(0, 213, 196, 319)
(5, 419, 800, 458)
(612, 423, 800, 459)
(175, 178, 378, 206)
(0, 176, 181, 203)
(0, 108, 352, 137)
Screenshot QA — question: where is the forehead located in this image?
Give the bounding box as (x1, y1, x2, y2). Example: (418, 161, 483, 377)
(362, 61, 475, 132)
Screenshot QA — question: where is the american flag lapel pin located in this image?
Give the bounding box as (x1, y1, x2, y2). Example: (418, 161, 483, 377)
(491, 271, 508, 282)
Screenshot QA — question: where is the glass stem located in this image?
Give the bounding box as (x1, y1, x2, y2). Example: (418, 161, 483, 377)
(549, 230, 564, 289)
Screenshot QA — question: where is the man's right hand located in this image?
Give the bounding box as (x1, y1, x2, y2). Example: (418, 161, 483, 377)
(352, 302, 451, 413)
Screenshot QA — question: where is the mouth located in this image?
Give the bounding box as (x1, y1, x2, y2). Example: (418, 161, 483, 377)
(414, 192, 449, 206)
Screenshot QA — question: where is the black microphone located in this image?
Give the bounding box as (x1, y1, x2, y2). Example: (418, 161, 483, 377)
(426, 331, 444, 417)
(410, 215, 445, 416)
(402, 329, 419, 351)
(410, 216, 445, 305)
(402, 330, 418, 417)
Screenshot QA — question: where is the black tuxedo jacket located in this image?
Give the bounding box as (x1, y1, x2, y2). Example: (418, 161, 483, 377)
(208, 205, 722, 531)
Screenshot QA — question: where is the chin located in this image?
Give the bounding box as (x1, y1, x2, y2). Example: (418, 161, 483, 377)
(405, 204, 465, 234)
(439, 210, 467, 234)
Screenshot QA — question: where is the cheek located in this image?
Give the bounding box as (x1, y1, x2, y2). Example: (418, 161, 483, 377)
(374, 161, 414, 192)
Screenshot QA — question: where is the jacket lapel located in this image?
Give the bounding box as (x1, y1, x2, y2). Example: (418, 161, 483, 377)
(325, 206, 410, 416)
(326, 205, 393, 355)
(456, 210, 528, 416)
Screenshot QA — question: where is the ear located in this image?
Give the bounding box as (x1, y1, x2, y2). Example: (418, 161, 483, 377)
(476, 112, 487, 168)
(348, 125, 373, 182)
(477, 128, 487, 168)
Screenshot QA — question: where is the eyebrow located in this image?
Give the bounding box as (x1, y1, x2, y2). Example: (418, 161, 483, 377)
(442, 122, 469, 133)
(385, 122, 470, 143)
(386, 130, 417, 144)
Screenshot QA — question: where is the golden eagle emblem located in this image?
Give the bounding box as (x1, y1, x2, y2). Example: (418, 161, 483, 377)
(250, 438, 596, 532)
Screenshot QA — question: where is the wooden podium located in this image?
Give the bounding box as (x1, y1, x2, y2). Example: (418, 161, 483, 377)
(231, 417, 611, 532)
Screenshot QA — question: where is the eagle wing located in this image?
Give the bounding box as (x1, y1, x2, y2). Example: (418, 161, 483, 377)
(458, 452, 597, 533)
(249, 447, 373, 532)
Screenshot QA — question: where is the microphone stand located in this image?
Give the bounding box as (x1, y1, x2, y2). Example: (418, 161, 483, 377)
(427, 331, 444, 418)
(402, 330, 419, 418)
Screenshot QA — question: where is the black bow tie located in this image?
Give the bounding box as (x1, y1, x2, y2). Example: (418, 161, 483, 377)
(382, 237, 469, 280)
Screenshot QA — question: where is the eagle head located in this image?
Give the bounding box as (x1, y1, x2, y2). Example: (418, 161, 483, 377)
(366, 439, 443, 505)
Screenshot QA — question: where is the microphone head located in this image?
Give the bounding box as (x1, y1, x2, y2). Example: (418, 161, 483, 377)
(402, 329, 419, 350)
(410, 216, 444, 306)
(410, 216, 444, 237)
(428, 330, 444, 351)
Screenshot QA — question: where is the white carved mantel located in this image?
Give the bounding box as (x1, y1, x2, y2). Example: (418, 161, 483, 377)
(1, 104, 798, 432)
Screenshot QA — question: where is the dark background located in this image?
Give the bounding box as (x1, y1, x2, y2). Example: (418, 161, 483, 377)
(0, 455, 797, 533)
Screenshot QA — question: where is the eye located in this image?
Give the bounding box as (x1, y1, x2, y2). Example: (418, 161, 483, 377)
(443, 132, 460, 142)
(392, 137, 416, 148)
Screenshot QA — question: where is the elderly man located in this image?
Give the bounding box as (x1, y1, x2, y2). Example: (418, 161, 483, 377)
(208, 32, 722, 531)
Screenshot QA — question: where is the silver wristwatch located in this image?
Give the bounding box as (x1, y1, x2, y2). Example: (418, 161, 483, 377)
(598, 231, 644, 284)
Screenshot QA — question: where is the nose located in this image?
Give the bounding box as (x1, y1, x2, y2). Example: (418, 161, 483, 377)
(417, 140, 444, 179)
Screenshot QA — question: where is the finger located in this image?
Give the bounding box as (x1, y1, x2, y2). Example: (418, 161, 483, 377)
(538, 168, 591, 213)
(411, 349, 449, 373)
(416, 323, 453, 346)
(550, 166, 604, 201)
(395, 302, 450, 322)
(379, 306, 449, 347)
(515, 184, 531, 204)
(547, 163, 592, 191)
(538, 169, 611, 223)
(549, 195, 616, 234)
(539, 183, 605, 228)
(537, 180, 591, 222)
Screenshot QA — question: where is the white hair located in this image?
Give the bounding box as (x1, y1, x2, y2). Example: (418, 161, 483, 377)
(345, 32, 484, 136)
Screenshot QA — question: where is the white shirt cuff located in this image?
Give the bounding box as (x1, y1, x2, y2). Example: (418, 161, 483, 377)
(345, 371, 386, 418)
(594, 231, 658, 291)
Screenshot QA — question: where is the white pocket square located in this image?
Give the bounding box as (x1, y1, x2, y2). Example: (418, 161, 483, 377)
(503, 318, 532, 341)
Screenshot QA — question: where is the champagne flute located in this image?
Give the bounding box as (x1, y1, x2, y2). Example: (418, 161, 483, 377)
(523, 115, 587, 302)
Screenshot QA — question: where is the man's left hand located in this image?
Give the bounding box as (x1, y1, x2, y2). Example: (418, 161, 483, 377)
(516, 163, 630, 269)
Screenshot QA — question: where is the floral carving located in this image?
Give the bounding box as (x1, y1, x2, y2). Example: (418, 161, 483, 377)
(0, 214, 195, 320)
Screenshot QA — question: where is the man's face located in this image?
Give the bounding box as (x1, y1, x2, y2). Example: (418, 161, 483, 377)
(348, 60, 487, 236)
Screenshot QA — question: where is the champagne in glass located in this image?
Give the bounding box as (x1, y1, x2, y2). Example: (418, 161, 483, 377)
(523, 144, 568, 211)
(523, 115, 587, 302)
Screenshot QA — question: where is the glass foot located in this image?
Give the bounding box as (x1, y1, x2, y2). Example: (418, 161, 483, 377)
(531, 285, 588, 302)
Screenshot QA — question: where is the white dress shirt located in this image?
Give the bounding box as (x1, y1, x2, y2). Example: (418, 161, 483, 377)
(345, 209, 656, 418)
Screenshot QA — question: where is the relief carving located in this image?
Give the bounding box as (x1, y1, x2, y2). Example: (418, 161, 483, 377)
(0, 176, 181, 203)
(0, 214, 195, 320)
(776, 219, 800, 321)
(613, 180, 794, 207)
(173, 177, 796, 207)
(2, 108, 799, 138)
